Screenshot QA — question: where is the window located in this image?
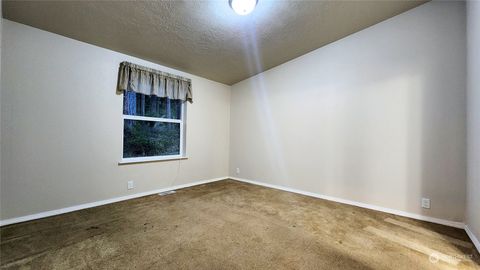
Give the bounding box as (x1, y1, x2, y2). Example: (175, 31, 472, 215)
(121, 90, 186, 163)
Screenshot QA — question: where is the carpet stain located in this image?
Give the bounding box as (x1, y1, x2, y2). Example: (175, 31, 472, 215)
(1, 180, 479, 269)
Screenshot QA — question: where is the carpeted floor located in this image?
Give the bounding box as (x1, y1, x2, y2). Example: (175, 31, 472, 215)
(1, 179, 479, 269)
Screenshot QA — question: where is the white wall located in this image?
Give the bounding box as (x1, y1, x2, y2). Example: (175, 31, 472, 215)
(0, 20, 230, 220)
(230, 1, 466, 222)
(466, 0, 480, 244)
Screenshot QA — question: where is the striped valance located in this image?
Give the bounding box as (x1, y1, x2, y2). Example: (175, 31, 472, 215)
(117, 61, 193, 103)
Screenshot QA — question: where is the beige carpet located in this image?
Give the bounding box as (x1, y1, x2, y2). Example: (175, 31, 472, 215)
(1, 180, 479, 269)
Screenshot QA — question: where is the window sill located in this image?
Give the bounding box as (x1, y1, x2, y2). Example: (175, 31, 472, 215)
(118, 156, 188, 165)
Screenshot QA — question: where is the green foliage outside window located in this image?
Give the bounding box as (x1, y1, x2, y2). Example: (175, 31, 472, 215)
(123, 91, 183, 158)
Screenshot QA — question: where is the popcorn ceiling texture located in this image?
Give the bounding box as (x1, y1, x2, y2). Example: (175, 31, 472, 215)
(2, 0, 427, 85)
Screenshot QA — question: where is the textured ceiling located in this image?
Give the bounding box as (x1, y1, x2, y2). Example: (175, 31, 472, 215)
(2, 0, 427, 85)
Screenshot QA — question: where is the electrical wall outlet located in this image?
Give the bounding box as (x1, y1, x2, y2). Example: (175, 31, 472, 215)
(127, 180, 134, 190)
(236, 168, 240, 174)
(421, 198, 430, 209)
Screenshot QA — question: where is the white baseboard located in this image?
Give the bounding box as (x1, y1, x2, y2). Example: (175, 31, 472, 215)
(465, 225, 480, 253)
(229, 177, 465, 229)
(2, 175, 475, 252)
(0, 176, 228, 227)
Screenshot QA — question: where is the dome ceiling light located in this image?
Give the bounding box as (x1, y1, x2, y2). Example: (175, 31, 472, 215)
(229, 0, 258, 15)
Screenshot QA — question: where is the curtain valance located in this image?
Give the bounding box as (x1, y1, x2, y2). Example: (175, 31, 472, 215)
(117, 61, 193, 103)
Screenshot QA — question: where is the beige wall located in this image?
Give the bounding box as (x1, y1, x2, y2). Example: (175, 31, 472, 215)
(229, 1, 466, 222)
(0, 1, 472, 227)
(466, 0, 480, 242)
(0, 20, 230, 220)
(0, 2, 3, 216)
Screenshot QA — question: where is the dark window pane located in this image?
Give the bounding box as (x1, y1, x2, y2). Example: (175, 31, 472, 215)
(123, 120, 180, 158)
(123, 91, 182, 119)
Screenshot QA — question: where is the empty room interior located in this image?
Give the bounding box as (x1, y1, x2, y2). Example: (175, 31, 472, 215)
(1, 0, 480, 269)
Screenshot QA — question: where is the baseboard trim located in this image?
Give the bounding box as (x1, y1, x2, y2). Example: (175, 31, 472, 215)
(1, 176, 470, 235)
(0, 176, 228, 227)
(229, 177, 465, 229)
(465, 225, 480, 253)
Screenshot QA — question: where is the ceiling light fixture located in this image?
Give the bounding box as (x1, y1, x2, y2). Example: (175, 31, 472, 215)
(229, 0, 258, 16)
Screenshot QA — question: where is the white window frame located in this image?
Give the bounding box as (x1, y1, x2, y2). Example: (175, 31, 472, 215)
(119, 99, 187, 164)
